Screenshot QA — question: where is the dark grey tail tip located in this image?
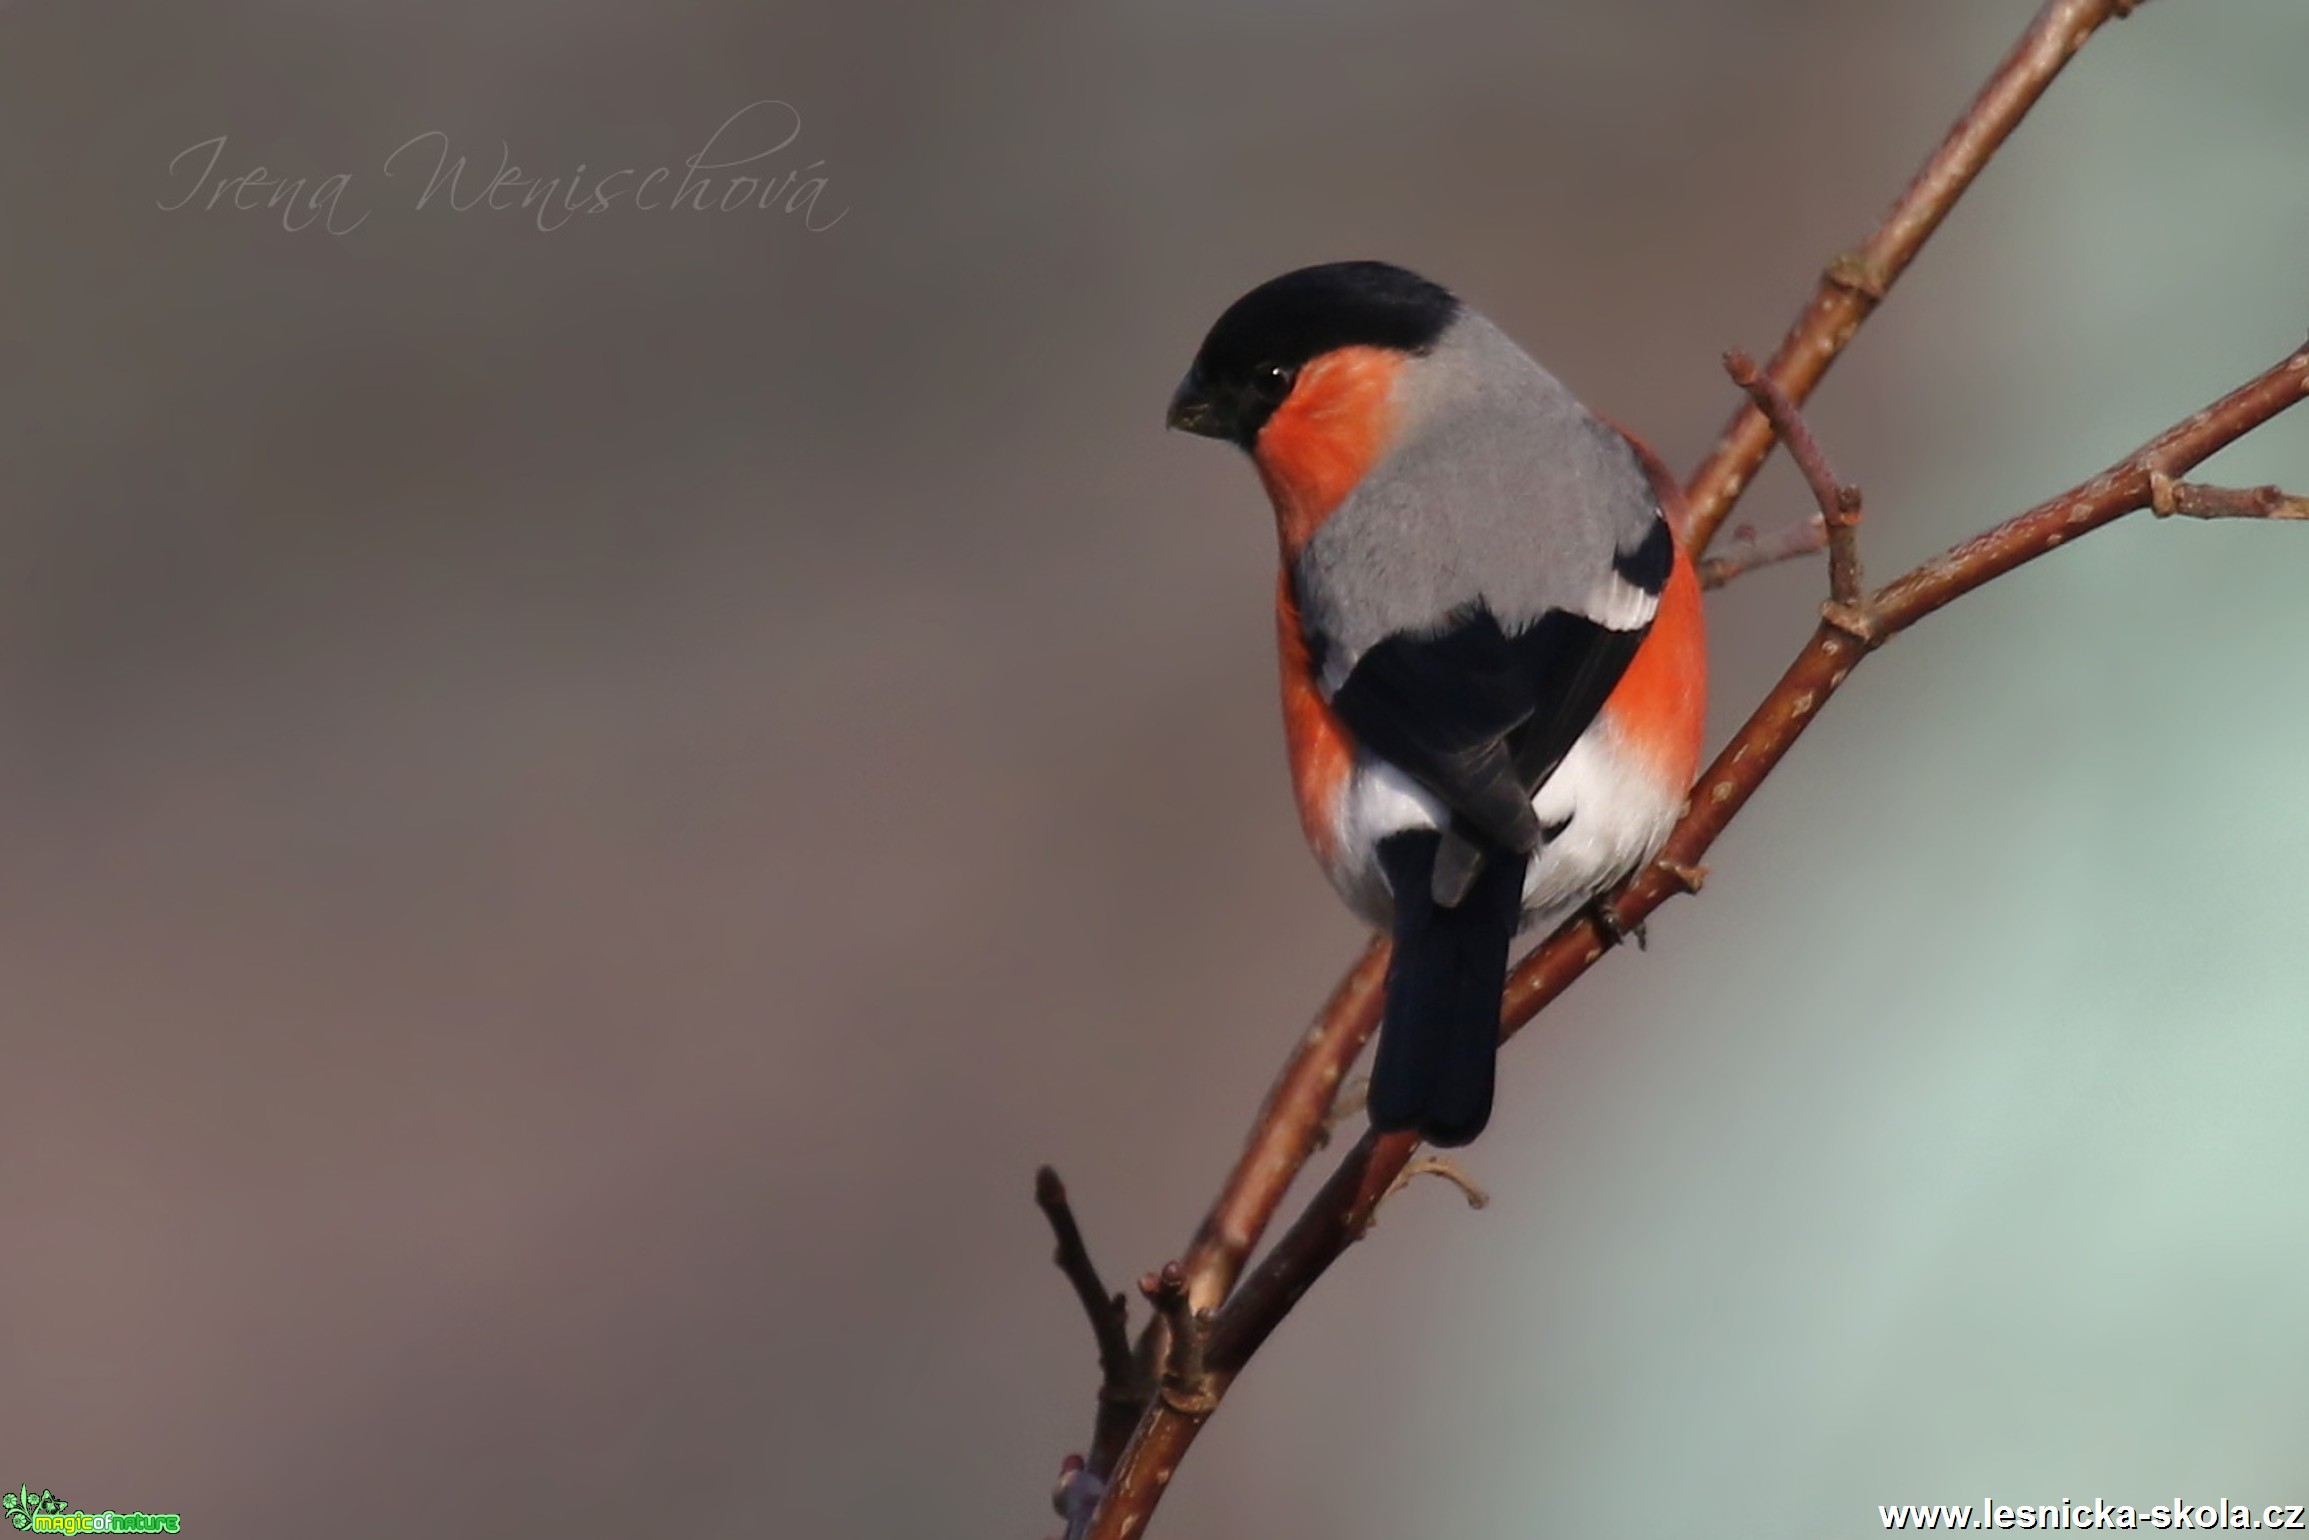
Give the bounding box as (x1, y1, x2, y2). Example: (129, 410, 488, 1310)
(1418, 1114, 1489, 1149)
(1368, 1105, 1490, 1148)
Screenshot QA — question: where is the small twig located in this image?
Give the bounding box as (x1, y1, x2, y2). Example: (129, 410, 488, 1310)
(1653, 859, 1709, 896)
(1387, 1155, 1491, 1212)
(1723, 351, 1851, 516)
(1697, 514, 1829, 589)
(1725, 350, 1870, 615)
(1035, 1168, 1133, 1384)
(1035, 1167, 1146, 1475)
(2148, 469, 2309, 521)
(1138, 1263, 1216, 1416)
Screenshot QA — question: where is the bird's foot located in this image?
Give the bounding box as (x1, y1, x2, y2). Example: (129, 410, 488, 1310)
(1589, 895, 1646, 951)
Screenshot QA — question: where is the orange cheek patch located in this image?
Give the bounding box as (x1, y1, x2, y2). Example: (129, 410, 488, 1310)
(1253, 346, 1404, 557)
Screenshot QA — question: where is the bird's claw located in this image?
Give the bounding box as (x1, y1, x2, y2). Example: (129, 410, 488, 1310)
(1589, 896, 1646, 950)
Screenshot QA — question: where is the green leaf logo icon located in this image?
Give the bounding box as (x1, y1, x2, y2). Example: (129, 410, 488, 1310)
(1, 1488, 66, 1530)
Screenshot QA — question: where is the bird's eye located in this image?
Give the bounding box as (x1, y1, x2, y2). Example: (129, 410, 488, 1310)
(1251, 362, 1297, 403)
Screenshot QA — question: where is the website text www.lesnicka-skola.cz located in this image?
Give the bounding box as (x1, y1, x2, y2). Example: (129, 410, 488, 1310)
(1880, 1499, 2307, 1531)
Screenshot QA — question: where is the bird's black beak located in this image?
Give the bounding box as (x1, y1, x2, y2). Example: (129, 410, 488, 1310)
(1166, 369, 1227, 439)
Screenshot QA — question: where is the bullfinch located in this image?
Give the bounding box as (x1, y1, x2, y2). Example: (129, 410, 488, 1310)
(1168, 261, 1707, 1147)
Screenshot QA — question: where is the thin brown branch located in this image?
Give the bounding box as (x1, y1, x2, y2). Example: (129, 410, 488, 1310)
(2149, 469, 2309, 521)
(1697, 514, 1828, 589)
(1725, 350, 1870, 611)
(1172, 936, 1388, 1314)
(1082, 336, 2309, 1540)
(1684, 0, 2147, 555)
(1035, 1167, 1147, 1476)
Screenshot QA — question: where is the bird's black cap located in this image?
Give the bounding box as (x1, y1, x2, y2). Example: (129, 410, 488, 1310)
(1168, 261, 1460, 449)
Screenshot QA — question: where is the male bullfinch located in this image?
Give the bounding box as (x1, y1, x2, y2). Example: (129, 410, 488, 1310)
(1168, 261, 1707, 1147)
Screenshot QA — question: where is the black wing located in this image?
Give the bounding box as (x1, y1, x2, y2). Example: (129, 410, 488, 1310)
(1328, 604, 1648, 858)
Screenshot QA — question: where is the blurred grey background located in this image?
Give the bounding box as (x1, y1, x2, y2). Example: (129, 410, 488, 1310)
(3, 2, 2306, 1536)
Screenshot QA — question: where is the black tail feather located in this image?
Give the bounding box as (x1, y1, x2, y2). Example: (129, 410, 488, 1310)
(1368, 830, 1527, 1147)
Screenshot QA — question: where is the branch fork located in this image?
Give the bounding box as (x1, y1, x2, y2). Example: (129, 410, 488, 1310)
(1139, 1263, 1218, 1417)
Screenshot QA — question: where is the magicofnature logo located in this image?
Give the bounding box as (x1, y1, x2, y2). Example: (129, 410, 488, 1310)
(2, 1488, 179, 1534)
